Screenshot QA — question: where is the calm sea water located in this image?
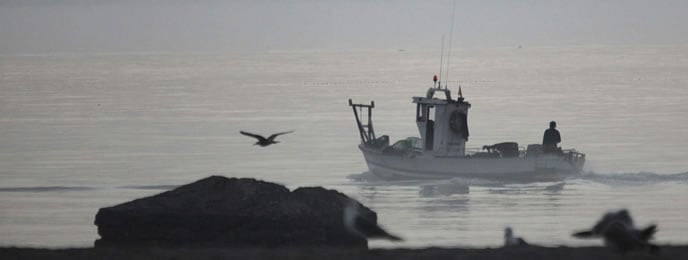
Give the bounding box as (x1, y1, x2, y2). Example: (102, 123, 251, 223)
(1, 45, 687, 248)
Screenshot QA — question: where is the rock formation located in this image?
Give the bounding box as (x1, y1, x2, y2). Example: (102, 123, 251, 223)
(94, 176, 376, 248)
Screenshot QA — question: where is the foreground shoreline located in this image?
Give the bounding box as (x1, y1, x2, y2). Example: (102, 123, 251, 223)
(2, 246, 687, 260)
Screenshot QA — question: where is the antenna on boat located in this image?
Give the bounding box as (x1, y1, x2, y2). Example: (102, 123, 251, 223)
(437, 35, 445, 89)
(444, 0, 457, 90)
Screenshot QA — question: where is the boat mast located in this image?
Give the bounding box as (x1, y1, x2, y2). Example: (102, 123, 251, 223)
(348, 99, 376, 144)
(437, 35, 444, 89)
(444, 0, 457, 90)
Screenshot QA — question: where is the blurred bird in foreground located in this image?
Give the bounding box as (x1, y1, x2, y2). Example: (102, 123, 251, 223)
(504, 226, 528, 247)
(240, 130, 294, 147)
(343, 200, 403, 241)
(572, 209, 659, 254)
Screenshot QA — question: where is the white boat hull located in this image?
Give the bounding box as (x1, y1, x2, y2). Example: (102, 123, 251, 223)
(359, 144, 584, 181)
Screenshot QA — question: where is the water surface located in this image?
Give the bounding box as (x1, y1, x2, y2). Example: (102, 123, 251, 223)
(1, 45, 687, 248)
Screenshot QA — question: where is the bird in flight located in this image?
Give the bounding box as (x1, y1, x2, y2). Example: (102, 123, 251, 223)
(240, 130, 294, 147)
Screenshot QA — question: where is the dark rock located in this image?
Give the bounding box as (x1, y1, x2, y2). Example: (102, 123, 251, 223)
(94, 176, 375, 248)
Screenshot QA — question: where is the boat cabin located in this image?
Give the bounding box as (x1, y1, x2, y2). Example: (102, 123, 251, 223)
(413, 87, 471, 157)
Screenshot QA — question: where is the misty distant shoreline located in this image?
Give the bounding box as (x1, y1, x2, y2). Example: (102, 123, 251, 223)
(2, 43, 688, 57)
(2, 1, 688, 54)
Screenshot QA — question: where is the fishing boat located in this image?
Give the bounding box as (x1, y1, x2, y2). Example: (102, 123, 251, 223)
(348, 85, 585, 180)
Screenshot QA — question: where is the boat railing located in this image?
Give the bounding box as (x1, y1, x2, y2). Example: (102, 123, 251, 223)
(476, 142, 518, 157)
(562, 149, 586, 164)
(466, 146, 585, 161)
(465, 147, 483, 155)
(465, 147, 501, 158)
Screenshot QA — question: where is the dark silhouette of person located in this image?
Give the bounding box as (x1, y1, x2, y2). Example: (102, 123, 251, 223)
(542, 121, 561, 153)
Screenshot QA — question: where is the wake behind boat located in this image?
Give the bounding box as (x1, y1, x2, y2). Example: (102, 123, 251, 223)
(348, 85, 585, 181)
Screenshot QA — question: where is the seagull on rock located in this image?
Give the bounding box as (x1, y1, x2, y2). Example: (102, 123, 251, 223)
(572, 209, 659, 253)
(504, 226, 528, 247)
(240, 130, 294, 147)
(343, 200, 403, 241)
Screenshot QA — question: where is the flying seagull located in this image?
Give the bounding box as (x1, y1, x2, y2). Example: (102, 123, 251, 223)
(572, 209, 659, 253)
(504, 226, 528, 247)
(240, 130, 294, 147)
(343, 200, 403, 241)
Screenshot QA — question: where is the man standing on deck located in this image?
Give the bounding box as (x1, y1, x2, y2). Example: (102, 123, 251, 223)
(542, 121, 561, 153)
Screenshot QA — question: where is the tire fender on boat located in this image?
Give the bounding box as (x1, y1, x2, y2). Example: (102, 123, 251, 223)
(449, 110, 469, 140)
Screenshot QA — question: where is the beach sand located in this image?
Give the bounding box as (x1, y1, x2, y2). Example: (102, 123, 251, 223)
(2, 246, 687, 260)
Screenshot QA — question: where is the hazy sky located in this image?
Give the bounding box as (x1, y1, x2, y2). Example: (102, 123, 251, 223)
(1, 0, 687, 53)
